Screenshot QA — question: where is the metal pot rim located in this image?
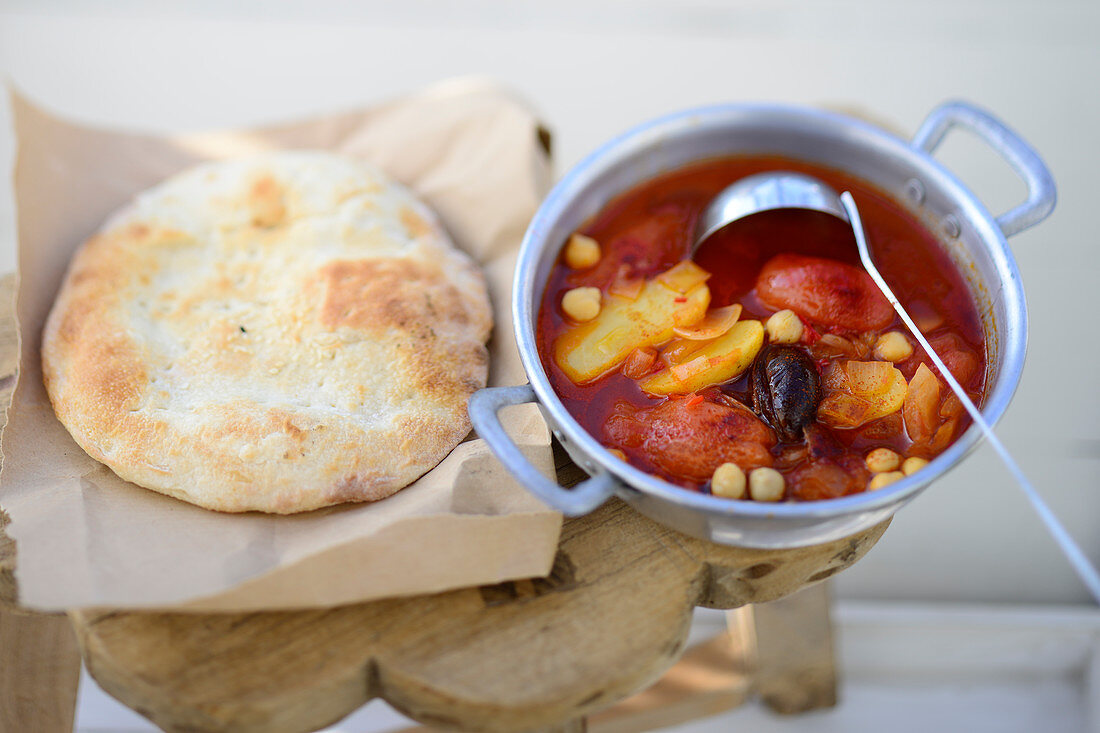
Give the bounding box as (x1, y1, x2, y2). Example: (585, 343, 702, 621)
(496, 100, 1051, 524)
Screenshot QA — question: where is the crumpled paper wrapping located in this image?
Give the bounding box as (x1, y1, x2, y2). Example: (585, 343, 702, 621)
(1, 79, 561, 611)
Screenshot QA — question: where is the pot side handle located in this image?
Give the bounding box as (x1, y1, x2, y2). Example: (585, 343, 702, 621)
(911, 100, 1056, 238)
(468, 385, 618, 516)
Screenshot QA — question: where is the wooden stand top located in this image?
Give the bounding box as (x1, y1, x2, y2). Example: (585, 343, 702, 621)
(71, 497, 885, 733)
(0, 274, 889, 732)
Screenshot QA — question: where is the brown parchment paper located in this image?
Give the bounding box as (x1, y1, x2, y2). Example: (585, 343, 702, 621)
(1, 79, 563, 612)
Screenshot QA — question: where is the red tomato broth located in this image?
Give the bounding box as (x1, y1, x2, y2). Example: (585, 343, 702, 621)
(536, 155, 986, 500)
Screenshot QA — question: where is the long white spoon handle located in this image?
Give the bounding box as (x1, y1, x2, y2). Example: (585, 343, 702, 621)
(841, 192, 1100, 604)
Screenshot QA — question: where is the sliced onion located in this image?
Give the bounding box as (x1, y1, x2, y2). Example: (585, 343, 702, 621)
(845, 360, 895, 397)
(673, 304, 742, 340)
(863, 369, 907, 421)
(621, 347, 658, 380)
(821, 362, 850, 392)
(661, 338, 707, 366)
(815, 334, 857, 357)
(818, 393, 872, 428)
(928, 416, 958, 453)
(940, 393, 963, 420)
(903, 363, 941, 444)
(656, 260, 711, 294)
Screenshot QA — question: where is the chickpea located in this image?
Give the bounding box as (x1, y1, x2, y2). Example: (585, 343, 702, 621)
(711, 462, 746, 499)
(869, 471, 905, 491)
(875, 331, 913, 363)
(865, 448, 901, 473)
(902, 456, 930, 476)
(561, 287, 601, 322)
(606, 448, 627, 461)
(564, 233, 601, 269)
(766, 309, 804, 344)
(749, 467, 785, 502)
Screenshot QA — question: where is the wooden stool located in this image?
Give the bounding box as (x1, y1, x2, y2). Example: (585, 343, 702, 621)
(69, 496, 883, 733)
(0, 271, 888, 732)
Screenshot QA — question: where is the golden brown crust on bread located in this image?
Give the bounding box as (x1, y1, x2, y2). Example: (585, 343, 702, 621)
(42, 152, 492, 513)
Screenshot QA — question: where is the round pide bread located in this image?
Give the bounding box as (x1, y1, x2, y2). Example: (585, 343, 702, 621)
(42, 152, 492, 513)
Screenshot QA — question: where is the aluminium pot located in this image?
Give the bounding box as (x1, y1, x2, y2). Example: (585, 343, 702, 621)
(468, 100, 1055, 549)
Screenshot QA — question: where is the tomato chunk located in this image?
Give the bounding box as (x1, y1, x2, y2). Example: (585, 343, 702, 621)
(788, 458, 868, 501)
(755, 254, 893, 330)
(927, 332, 980, 387)
(605, 397, 776, 482)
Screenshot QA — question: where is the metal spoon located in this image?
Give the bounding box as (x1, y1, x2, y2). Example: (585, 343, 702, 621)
(693, 171, 851, 250)
(693, 171, 1100, 604)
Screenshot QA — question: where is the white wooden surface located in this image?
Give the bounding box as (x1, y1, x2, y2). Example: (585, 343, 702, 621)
(0, 0, 1097, 606)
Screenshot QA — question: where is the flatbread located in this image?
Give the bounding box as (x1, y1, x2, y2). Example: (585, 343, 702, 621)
(41, 151, 492, 513)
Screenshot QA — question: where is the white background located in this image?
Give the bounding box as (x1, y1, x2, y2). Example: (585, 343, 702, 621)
(0, 0, 1096, 604)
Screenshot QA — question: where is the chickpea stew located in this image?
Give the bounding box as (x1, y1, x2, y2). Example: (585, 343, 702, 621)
(536, 156, 986, 502)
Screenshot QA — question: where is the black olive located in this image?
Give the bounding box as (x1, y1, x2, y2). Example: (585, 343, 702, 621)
(750, 344, 822, 442)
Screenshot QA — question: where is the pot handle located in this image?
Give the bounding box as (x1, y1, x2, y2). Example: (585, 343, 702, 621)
(468, 384, 618, 516)
(911, 100, 1056, 238)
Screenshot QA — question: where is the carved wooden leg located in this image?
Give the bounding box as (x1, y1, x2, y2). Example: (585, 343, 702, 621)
(0, 608, 82, 733)
(588, 608, 754, 732)
(751, 582, 837, 714)
(0, 301, 82, 733)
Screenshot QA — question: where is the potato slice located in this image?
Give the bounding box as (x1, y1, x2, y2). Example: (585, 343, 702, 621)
(639, 320, 764, 395)
(554, 277, 710, 383)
